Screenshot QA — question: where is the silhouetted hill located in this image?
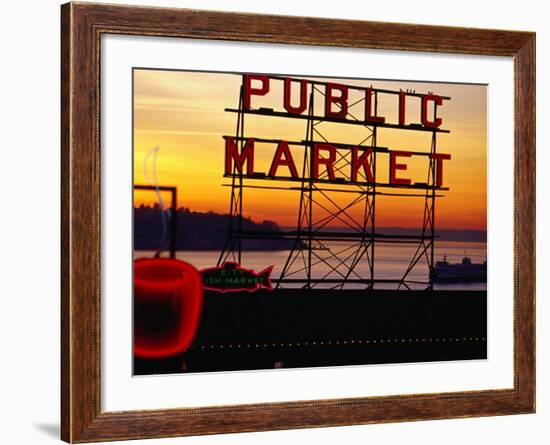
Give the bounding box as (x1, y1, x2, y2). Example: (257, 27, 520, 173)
(134, 205, 297, 251)
(134, 206, 486, 252)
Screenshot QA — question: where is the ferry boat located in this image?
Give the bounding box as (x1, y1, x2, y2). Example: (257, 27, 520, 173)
(431, 256, 487, 283)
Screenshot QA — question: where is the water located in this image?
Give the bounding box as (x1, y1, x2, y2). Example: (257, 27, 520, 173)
(135, 240, 486, 291)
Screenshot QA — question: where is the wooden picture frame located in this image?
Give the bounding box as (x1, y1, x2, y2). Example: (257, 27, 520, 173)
(61, 2, 535, 442)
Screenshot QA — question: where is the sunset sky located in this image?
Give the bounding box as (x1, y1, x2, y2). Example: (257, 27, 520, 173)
(133, 69, 487, 231)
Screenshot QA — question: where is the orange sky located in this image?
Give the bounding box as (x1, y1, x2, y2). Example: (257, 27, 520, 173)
(133, 69, 487, 230)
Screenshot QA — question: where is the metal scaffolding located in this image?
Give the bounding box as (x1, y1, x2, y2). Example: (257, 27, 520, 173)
(218, 75, 449, 290)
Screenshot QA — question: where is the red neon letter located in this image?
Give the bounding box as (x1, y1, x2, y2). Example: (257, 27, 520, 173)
(421, 94, 443, 128)
(312, 144, 337, 181)
(430, 153, 451, 186)
(268, 141, 299, 178)
(243, 75, 270, 110)
(365, 88, 385, 123)
(325, 83, 348, 119)
(351, 147, 374, 183)
(283, 78, 308, 115)
(389, 151, 412, 185)
(398, 90, 406, 126)
(224, 137, 255, 176)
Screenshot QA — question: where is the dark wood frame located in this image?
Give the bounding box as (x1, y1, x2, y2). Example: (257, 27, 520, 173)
(61, 2, 536, 442)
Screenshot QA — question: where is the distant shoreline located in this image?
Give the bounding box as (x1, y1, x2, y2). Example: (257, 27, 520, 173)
(134, 206, 486, 251)
(134, 238, 486, 253)
(281, 227, 487, 242)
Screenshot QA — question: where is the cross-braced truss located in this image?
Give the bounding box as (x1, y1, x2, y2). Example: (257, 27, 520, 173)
(218, 75, 447, 290)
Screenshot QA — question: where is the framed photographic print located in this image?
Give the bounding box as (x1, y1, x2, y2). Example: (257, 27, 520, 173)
(61, 2, 535, 442)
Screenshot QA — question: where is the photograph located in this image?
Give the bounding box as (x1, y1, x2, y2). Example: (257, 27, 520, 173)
(133, 69, 488, 375)
(0, 0, 542, 442)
